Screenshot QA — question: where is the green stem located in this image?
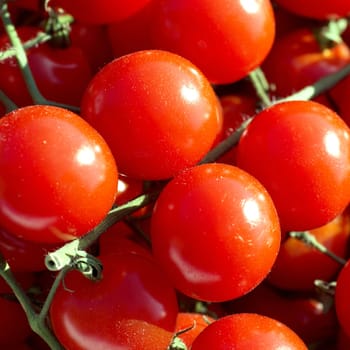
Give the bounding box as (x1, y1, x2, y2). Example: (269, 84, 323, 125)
(0, 2, 79, 113)
(248, 68, 272, 107)
(0, 256, 63, 349)
(0, 89, 18, 113)
(279, 62, 350, 103)
(45, 190, 161, 271)
(289, 231, 347, 265)
(199, 117, 253, 164)
(0, 31, 51, 61)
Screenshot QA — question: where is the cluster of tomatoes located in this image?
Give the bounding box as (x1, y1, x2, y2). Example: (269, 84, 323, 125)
(1, 0, 350, 349)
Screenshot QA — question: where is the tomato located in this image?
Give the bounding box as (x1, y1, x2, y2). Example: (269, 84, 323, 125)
(0, 27, 92, 107)
(107, 0, 156, 59)
(0, 105, 118, 243)
(150, 0, 275, 84)
(335, 260, 350, 338)
(274, 0, 350, 19)
(173, 312, 215, 348)
(0, 296, 32, 346)
(51, 0, 154, 24)
(216, 94, 257, 165)
(70, 22, 114, 73)
(150, 163, 281, 302)
(191, 313, 308, 349)
(262, 28, 350, 98)
(267, 213, 350, 291)
(81, 49, 223, 180)
(0, 228, 61, 272)
(50, 252, 178, 350)
(237, 100, 350, 232)
(227, 282, 339, 344)
(329, 75, 350, 127)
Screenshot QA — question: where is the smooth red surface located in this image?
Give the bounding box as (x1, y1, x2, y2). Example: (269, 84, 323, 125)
(274, 0, 350, 19)
(150, 0, 275, 84)
(0, 105, 118, 243)
(237, 100, 350, 231)
(50, 252, 178, 350)
(81, 49, 223, 180)
(151, 163, 281, 302)
(191, 313, 308, 349)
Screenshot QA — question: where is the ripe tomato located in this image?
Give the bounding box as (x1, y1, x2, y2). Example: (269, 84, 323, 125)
(237, 100, 350, 232)
(50, 252, 179, 350)
(335, 260, 350, 338)
(150, 0, 275, 84)
(151, 163, 281, 302)
(173, 312, 215, 348)
(107, 0, 156, 59)
(228, 283, 339, 344)
(0, 228, 61, 272)
(267, 213, 350, 291)
(70, 22, 114, 73)
(0, 105, 118, 243)
(262, 28, 350, 98)
(81, 49, 223, 180)
(191, 313, 308, 349)
(51, 0, 153, 24)
(274, 0, 350, 19)
(0, 27, 92, 107)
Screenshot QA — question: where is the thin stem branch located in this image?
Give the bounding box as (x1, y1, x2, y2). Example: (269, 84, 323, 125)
(0, 89, 17, 113)
(0, 31, 51, 61)
(0, 256, 63, 349)
(248, 68, 272, 107)
(0, 2, 80, 113)
(289, 231, 347, 265)
(279, 62, 350, 103)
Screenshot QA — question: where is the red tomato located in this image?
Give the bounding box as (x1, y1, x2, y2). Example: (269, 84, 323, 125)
(274, 0, 350, 19)
(51, 0, 153, 24)
(70, 22, 114, 73)
(329, 75, 350, 127)
(150, 0, 275, 84)
(228, 283, 339, 344)
(191, 313, 308, 349)
(262, 28, 350, 98)
(151, 163, 281, 302)
(50, 252, 178, 350)
(0, 105, 118, 243)
(216, 94, 257, 165)
(0, 27, 92, 107)
(267, 213, 350, 291)
(81, 49, 223, 180)
(0, 228, 61, 271)
(335, 260, 350, 338)
(107, 0, 156, 59)
(0, 297, 32, 346)
(237, 100, 350, 231)
(173, 312, 215, 348)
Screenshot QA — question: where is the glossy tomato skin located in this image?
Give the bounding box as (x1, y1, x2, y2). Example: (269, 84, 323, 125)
(51, 0, 153, 24)
(50, 252, 178, 350)
(151, 163, 281, 302)
(227, 283, 339, 344)
(274, 0, 350, 19)
(0, 27, 92, 107)
(0, 105, 118, 244)
(81, 50, 223, 180)
(335, 260, 350, 338)
(262, 28, 350, 98)
(267, 213, 350, 291)
(191, 313, 308, 349)
(150, 0, 275, 84)
(237, 100, 350, 232)
(173, 312, 215, 348)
